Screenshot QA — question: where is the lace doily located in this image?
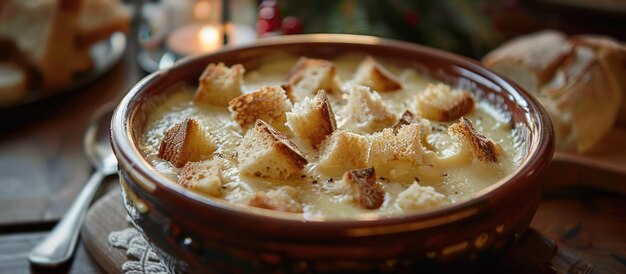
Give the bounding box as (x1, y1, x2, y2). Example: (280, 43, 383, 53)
(109, 228, 169, 274)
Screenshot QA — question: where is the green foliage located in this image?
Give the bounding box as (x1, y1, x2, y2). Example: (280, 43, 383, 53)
(279, 0, 504, 58)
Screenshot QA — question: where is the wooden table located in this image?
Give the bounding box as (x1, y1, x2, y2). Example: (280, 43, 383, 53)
(0, 33, 624, 273)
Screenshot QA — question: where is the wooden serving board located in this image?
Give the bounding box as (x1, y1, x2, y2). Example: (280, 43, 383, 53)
(82, 190, 593, 274)
(550, 128, 626, 194)
(81, 189, 130, 274)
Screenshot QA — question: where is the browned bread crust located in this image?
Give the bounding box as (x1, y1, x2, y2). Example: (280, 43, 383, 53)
(228, 86, 292, 131)
(392, 110, 420, 133)
(237, 119, 307, 179)
(343, 167, 384, 209)
(448, 117, 500, 162)
(158, 118, 217, 168)
(483, 30, 626, 152)
(195, 63, 245, 106)
(352, 56, 402, 92)
(286, 90, 337, 149)
(482, 30, 571, 92)
(282, 57, 340, 102)
(415, 83, 474, 122)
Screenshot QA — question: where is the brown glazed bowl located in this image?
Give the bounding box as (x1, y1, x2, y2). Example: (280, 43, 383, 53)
(111, 34, 554, 273)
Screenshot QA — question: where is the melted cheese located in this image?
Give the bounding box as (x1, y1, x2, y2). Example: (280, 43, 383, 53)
(140, 54, 524, 220)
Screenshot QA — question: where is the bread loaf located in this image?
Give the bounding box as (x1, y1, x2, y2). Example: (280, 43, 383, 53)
(0, 0, 129, 90)
(483, 30, 626, 152)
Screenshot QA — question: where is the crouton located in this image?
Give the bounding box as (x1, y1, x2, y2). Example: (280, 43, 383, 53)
(367, 123, 439, 182)
(286, 90, 337, 149)
(228, 86, 293, 131)
(237, 120, 307, 179)
(368, 123, 433, 167)
(282, 57, 341, 102)
(343, 85, 397, 133)
(342, 167, 385, 209)
(177, 157, 225, 196)
(158, 118, 217, 168)
(351, 56, 402, 92)
(415, 83, 475, 122)
(391, 110, 431, 136)
(248, 186, 302, 213)
(194, 63, 245, 106)
(391, 110, 420, 132)
(316, 130, 369, 176)
(448, 117, 501, 162)
(396, 183, 445, 211)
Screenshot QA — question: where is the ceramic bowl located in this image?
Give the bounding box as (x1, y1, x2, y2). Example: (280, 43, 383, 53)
(110, 34, 554, 273)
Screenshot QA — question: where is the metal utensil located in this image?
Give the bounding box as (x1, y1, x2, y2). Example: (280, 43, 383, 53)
(29, 104, 118, 267)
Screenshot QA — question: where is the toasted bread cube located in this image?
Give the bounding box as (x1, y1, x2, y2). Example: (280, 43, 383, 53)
(368, 123, 432, 167)
(194, 63, 245, 106)
(342, 167, 385, 209)
(343, 85, 397, 133)
(282, 57, 341, 102)
(158, 118, 217, 168)
(228, 86, 293, 131)
(177, 157, 225, 196)
(237, 120, 308, 179)
(367, 123, 439, 182)
(396, 183, 445, 211)
(391, 110, 432, 137)
(352, 56, 402, 92)
(248, 186, 302, 213)
(448, 117, 501, 162)
(415, 83, 474, 122)
(316, 130, 369, 177)
(286, 90, 337, 149)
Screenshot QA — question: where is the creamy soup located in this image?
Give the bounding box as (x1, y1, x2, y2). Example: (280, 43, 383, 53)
(140, 54, 524, 220)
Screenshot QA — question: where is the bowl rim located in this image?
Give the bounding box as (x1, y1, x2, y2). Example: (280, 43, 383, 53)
(111, 33, 554, 228)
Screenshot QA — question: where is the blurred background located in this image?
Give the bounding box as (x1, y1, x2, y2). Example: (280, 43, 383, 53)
(134, 0, 626, 69)
(0, 0, 625, 272)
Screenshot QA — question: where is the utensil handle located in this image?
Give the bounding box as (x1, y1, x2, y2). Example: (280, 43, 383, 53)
(28, 171, 105, 267)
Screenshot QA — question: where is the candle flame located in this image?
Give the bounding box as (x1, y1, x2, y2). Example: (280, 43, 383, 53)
(199, 25, 221, 52)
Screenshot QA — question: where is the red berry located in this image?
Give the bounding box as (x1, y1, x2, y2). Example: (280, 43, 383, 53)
(257, 20, 270, 36)
(258, 7, 281, 31)
(258, 1, 281, 32)
(281, 16, 302, 35)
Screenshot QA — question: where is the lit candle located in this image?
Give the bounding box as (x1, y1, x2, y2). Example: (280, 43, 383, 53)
(165, 0, 255, 57)
(166, 23, 223, 56)
(199, 25, 221, 52)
